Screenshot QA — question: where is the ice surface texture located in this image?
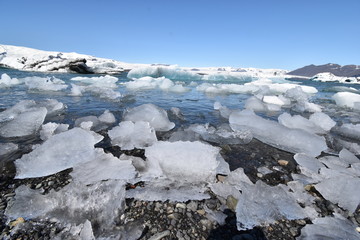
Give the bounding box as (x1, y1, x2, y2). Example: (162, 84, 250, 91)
(123, 104, 175, 131)
(229, 109, 328, 157)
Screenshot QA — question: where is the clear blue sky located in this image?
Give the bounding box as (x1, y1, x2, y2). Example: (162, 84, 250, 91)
(1, 0, 359, 70)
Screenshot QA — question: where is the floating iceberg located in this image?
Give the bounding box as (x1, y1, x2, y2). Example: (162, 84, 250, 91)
(229, 109, 328, 157)
(0, 73, 21, 88)
(144, 141, 220, 182)
(108, 121, 157, 150)
(123, 104, 175, 131)
(127, 66, 202, 81)
(71, 75, 119, 88)
(24, 76, 68, 91)
(236, 181, 306, 230)
(15, 128, 103, 179)
(125, 76, 189, 93)
(333, 92, 360, 109)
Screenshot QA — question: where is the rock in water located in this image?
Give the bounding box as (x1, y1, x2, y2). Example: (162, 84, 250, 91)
(15, 128, 103, 179)
(123, 103, 175, 131)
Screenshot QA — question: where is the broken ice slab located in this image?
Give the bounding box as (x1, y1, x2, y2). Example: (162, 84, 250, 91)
(339, 148, 360, 164)
(108, 121, 157, 150)
(294, 153, 324, 173)
(297, 215, 360, 240)
(229, 109, 328, 157)
(123, 103, 175, 132)
(0, 142, 18, 157)
(15, 128, 103, 179)
(278, 113, 331, 135)
(334, 123, 360, 141)
(236, 181, 307, 230)
(71, 148, 136, 185)
(0, 73, 21, 88)
(144, 141, 220, 183)
(126, 180, 210, 202)
(5, 180, 126, 232)
(24, 76, 68, 92)
(314, 175, 360, 213)
(40, 122, 69, 141)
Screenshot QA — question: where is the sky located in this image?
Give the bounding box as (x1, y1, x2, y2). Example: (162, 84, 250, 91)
(1, 0, 359, 70)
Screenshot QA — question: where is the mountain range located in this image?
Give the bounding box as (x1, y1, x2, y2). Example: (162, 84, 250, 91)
(288, 63, 360, 77)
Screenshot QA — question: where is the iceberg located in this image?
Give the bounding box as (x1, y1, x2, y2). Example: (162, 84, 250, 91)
(127, 66, 202, 81)
(0, 73, 21, 88)
(123, 104, 175, 131)
(125, 76, 189, 93)
(144, 141, 220, 182)
(108, 121, 157, 150)
(229, 109, 328, 157)
(15, 128, 103, 179)
(24, 76, 68, 91)
(236, 181, 306, 230)
(332, 92, 360, 109)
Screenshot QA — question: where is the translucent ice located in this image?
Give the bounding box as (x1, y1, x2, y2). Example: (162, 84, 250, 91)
(24, 76, 68, 91)
(315, 175, 360, 213)
(71, 75, 118, 88)
(75, 110, 116, 132)
(278, 113, 326, 134)
(294, 153, 323, 173)
(229, 110, 327, 157)
(236, 181, 306, 230)
(98, 110, 116, 124)
(71, 148, 136, 185)
(339, 148, 360, 164)
(108, 121, 157, 150)
(5, 180, 126, 231)
(297, 215, 360, 240)
(333, 92, 360, 109)
(40, 122, 69, 141)
(127, 66, 201, 81)
(0, 73, 21, 87)
(144, 141, 220, 182)
(123, 104, 175, 131)
(0, 142, 18, 157)
(125, 76, 189, 93)
(335, 123, 360, 141)
(15, 128, 103, 179)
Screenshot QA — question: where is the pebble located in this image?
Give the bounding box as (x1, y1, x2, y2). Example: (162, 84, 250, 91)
(176, 203, 186, 209)
(226, 195, 238, 211)
(197, 209, 206, 215)
(217, 175, 226, 182)
(278, 160, 289, 166)
(186, 201, 198, 212)
(356, 227, 360, 233)
(10, 217, 25, 227)
(147, 230, 170, 240)
(35, 183, 42, 189)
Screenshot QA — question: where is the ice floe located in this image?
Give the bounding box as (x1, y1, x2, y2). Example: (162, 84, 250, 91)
(24, 76, 68, 91)
(333, 92, 360, 109)
(229, 109, 328, 157)
(125, 76, 189, 93)
(0, 73, 21, 88)
(123, 104, 175, 132)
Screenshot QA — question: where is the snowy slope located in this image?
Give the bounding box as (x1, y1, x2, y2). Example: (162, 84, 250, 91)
(0, 44, 147, 74)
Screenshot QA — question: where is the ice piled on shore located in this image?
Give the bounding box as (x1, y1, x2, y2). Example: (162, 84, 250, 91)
(297, 215, 360, 240)
(236, 181, 307, 230)
(123, 104, 175, 131)
(74, 110, 116, 132)
(40, 122, 69, 141)
(5, 180, 126, 231)
(15, 128, 103, 179)
(108, 121, 157, 150)
(125, 76, 189, 93)
(333, 92, 360, 109)
(335, 123, 360, 141)
(229, 110, 327, 157)
(144, 141, 220, 182)
(0, 100, 48, 138)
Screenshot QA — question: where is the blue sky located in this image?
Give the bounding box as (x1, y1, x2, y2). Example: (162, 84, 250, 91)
(1, 0, 359, 70)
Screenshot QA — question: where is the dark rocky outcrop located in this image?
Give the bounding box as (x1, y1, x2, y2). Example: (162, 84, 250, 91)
(288, 63, 360, 77)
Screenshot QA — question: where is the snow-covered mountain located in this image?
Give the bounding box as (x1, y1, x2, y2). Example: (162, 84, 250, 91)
(288, 63, 360, 78)
(0, 44, 288, 77)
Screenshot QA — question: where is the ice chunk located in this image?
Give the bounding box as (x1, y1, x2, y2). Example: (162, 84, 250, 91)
(40, 122, 69, 141)
(108, 121, 157, 150)
(285, 87, 322, 113)
(144, 141, 220, 182)
(315, 175, 360, 213)
(335, 123, 360, 141)
(333, 92, 360, 109)
(0, 73, 21, 87)
(0, 106, 47, 138)
(294, 153, 323, 173)
(71, 75, 118, 88)
(0, 142, 18, 157)
(24, 76, 68, 91)
(309, 112, 336, 132)
(126, 180, 210, 202)
(70, 83, 83, 96)
(38, 99, 66, 117)
(236, 181, 306, 230)
(229, 110, 327, 157)
(278, 113, 325, 134)
(5, 180, 126, 231)
(214, 102, 232, 119)
(125, 76, 189, 93)
(98, 110, 116, 124)
(339, 148, 360, 164)
(297, 215, 360, 240)
(263, 95, 289, 106)
(71, 149, 136, 185)
(127, 66, 201, 81)
(123, 104, 175, 131)
(15, 128, 103, 179)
